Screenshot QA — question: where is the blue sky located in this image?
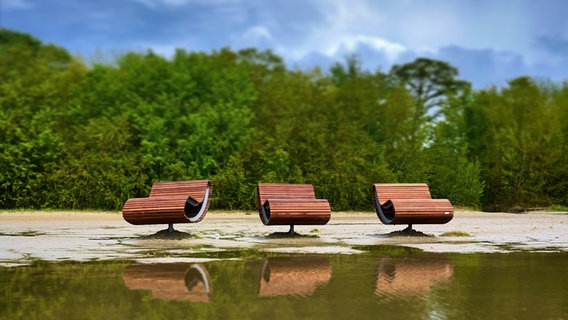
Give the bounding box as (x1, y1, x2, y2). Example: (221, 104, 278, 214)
(2, 0, 568, 88)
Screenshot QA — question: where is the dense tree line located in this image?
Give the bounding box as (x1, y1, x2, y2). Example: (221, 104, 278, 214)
(1, 29, 566, 211)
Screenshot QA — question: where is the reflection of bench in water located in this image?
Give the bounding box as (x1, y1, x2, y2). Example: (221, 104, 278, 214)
(258, 256, 331, 297)
(122, 180, 212, 232)
(375, 256, 454, 296)
(122, 263, 211, 302)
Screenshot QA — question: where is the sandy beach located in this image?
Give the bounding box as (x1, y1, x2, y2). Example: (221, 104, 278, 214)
(1, 209, 567, 266)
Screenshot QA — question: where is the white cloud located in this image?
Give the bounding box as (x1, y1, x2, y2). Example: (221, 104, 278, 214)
(324, 35, 407, 62)
(274, 0, 405, 62)
(2, 0, 33, 10)
(396, 10, 464, 52)
(228, 25, 274, 51)
(4, 0, 567, 87)
(242, 25, 271, 41)
(291, 0, 537, 61)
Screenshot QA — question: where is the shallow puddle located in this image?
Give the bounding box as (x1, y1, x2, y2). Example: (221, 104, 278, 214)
(1, 247, 567, 320)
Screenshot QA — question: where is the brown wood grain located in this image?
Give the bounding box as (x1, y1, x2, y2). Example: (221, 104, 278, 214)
(372, 183, 454, 225)
(122, 180, 211, 225)
(257, 183, 331, 226)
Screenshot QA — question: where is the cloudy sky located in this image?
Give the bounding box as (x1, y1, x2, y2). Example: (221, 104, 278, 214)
(2, 0, 568, 88)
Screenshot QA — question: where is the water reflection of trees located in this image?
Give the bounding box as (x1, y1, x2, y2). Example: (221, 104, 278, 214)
(122, 263, 211, 302)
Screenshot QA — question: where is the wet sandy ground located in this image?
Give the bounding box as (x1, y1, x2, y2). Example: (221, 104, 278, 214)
(1, 210, 567, 266)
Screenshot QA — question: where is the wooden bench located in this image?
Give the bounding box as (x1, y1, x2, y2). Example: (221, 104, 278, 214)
(122, 180, 212, 232)
(257, 183, 331, 234)
(371, 183, 453, 231)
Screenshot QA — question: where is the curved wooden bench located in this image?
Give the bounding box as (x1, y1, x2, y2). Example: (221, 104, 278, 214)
(257, 183, 331, 234)
(372, 183, 453, 230)
(122, 180, 212, 232)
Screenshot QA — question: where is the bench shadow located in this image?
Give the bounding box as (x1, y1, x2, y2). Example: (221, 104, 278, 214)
(141, 229, 195, 240)
(264, 232, 319, 239)
(373, 229, 435, 238)
(387, 229, 434, 237)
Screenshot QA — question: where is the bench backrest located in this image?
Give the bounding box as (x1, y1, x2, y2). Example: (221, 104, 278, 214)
(257, 183, 316, 209)
(373, 183, 431, 205)
(150, 180, 211, 203)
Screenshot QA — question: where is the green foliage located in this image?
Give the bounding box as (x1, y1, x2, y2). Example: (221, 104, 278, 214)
(468, 77, 568, 211)
(427, 93, 484, 208)
(0, 29, 86, 208)
(1, 28, 566, 211)
(389, 57, 471, 121)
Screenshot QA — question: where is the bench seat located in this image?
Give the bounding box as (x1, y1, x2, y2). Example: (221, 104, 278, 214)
(381, 199, 454, 225)
(122, 180, 211, 228)
(372, 183, 453, 227)
(261, 199, 331, 225)
(257, 183, 331, 230)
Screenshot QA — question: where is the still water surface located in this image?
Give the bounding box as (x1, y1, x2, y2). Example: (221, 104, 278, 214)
(1, 248, 567, 320)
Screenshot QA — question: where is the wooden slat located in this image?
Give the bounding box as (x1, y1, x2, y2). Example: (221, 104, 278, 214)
(122, 196, 189, 225)
(372, 183, 453, 225)
(257, 183, 316, 208)
(122, 180, 212, 226)
(264, 199, 331, 225)
(150, 180, 210, 202)
(385, 199, 454, 225)
(373, 183, 431, 205)
(257, 183, 331, 226)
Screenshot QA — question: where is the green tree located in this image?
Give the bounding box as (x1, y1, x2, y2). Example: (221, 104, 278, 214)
(468, 77, 566, 210)
(390, 57, 470, 121)
(427, 92, 484, 207)
(0, 29, 86, 208)
(2, 28, 565, 212)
